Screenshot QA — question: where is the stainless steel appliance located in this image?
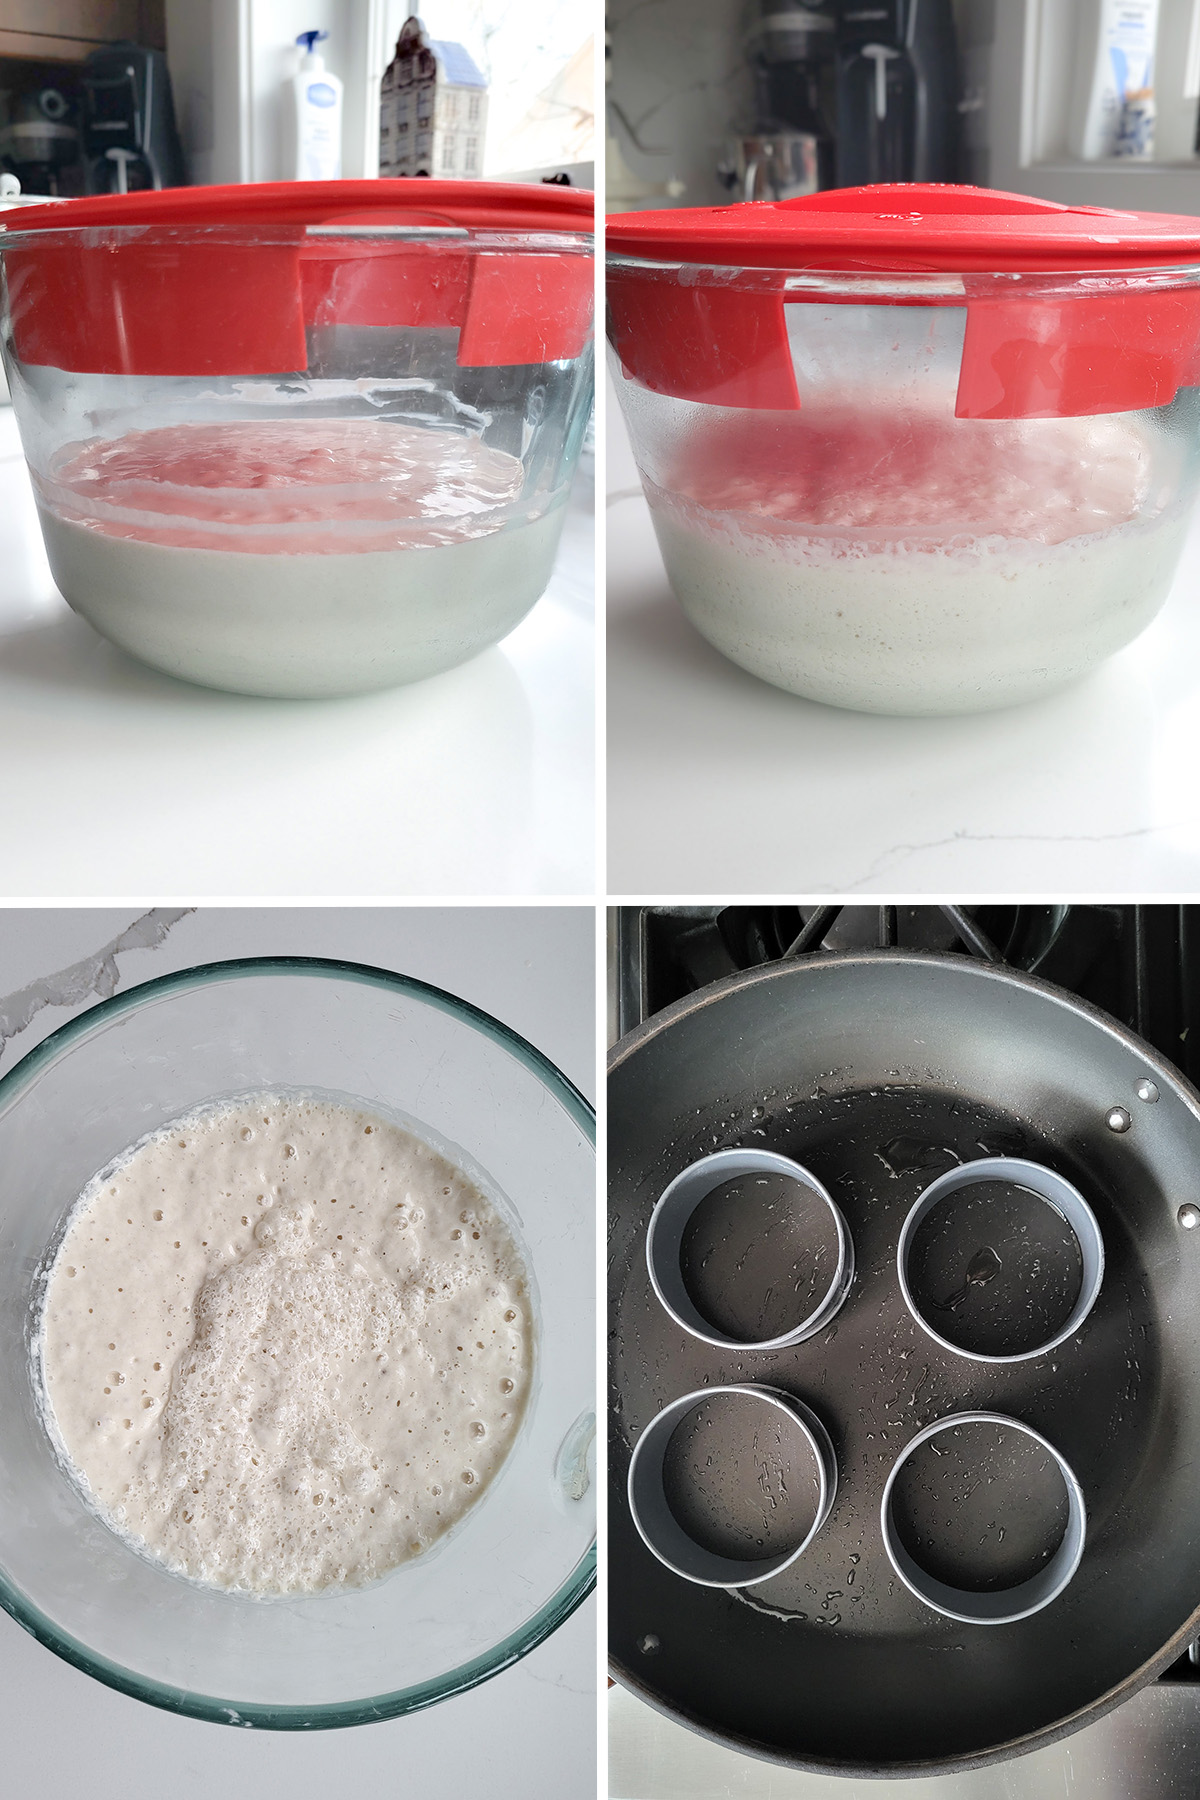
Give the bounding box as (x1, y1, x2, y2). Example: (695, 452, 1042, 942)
(0, 89, 77, 197)
(721, 129, 820, 201)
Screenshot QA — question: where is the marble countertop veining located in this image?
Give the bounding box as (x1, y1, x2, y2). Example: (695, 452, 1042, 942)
(606, 373, 1200, 896)
(0, 904, 595, 1800)
(0, 409, 594, 899)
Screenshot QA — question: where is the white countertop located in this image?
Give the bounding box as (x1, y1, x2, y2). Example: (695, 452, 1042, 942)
(606, 372, 1200, 896)
(0, 409, 594, 899)
(0, 905, 596, 1800)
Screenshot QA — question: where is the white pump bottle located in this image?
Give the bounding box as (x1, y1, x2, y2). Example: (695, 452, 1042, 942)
(284, 29, 343, 180)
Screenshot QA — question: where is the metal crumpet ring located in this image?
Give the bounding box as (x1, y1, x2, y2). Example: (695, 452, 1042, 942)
(881, 1412, 1087, 1626)
(628, 1385, 838, 1588)
(896, 1156, 1104, 1365)
(646, 1148, 854, 1351)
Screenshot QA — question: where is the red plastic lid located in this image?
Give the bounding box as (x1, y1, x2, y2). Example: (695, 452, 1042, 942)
(606, 183, 1200, 418)
(1, 180, 594, 378)
(606, 183, 1200, 272)
(7, 178, 595, 236)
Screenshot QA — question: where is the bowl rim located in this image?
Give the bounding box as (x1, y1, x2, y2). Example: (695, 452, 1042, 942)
(0, 953, 596, 1730)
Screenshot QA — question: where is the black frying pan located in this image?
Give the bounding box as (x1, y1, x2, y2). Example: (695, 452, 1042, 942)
(608, 951, 1200, 1776)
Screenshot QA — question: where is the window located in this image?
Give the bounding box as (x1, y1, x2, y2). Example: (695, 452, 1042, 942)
(384, 9, 591, 178)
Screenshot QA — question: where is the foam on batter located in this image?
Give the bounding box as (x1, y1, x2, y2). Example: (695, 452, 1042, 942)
(34, 417, 528, 553)
(662, 407, 1161, 545)
(38, 1094, 534, 1595)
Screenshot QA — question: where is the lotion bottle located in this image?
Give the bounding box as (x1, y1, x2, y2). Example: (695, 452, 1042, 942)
(285, 29, 343, 180)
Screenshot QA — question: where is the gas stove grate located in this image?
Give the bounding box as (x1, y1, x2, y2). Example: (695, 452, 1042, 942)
(612, 905, 1200, 1098)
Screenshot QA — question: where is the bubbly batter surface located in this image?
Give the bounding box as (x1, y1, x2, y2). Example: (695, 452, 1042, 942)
(39, 1095, 533, 1594)
(646, 405, 1187, 713)
(35, 418, 527, 552)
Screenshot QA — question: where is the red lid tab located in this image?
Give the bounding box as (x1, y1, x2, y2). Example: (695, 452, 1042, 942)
(1, 180, 594, 377)
(458, 252, 594, 366)
(607, 272, 798, 409)
(956, 283, 1200, 419)
(5, 238, 307, 377)
(299, 243, 471, 333)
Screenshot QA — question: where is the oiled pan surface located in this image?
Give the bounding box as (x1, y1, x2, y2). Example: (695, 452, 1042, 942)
(608, 954, 1200, 1774)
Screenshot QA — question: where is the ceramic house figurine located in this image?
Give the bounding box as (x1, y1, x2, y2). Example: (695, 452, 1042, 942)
(379, 15, 488, 178)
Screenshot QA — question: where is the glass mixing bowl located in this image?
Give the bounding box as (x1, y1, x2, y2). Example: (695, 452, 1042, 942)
(0, 957, 595, 1727)
(0, 181, 594, 698)
(607, 184, 1200, 716)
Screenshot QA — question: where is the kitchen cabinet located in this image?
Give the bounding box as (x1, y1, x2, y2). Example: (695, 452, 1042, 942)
(0, 0, 163, 63)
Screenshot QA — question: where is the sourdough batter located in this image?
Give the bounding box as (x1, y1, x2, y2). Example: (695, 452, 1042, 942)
(646, 406, 1187, 715)
(30, 417, 565, 697)
(39, 1094, 534, 1595)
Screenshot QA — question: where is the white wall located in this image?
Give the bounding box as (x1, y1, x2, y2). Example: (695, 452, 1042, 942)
(166, 0, 388, 184)
(607, 0, 754, 209)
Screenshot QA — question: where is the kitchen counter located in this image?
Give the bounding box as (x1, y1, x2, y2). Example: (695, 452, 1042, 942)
(607, 373, 1200, 895)
(0, 904, 595, 1800)
(0, 410, 594, 898)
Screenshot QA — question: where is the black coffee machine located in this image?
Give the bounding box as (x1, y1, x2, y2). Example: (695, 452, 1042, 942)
(80, 42, 185, 193)
(834, 0, 959, 186)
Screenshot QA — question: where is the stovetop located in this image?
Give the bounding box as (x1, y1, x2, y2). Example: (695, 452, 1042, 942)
(610, 906, 1200, 1097)
(608, 902, 1200, 1736)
